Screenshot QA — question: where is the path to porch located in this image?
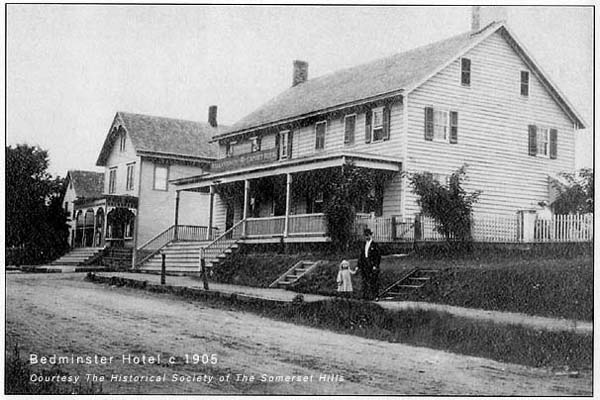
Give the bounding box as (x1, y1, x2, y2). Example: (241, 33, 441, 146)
(96, 272, 591, 335)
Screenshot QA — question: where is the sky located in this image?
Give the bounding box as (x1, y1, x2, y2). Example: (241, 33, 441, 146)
(6, 5, 594, 177)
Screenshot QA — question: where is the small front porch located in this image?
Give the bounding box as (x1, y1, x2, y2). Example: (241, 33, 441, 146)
(71, 195, 138, 249)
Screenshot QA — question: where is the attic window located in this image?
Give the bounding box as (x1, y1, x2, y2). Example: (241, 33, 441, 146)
(521, 71, 529, 96)
(119, 133, 126, 152)
(460, 58, 471, 86)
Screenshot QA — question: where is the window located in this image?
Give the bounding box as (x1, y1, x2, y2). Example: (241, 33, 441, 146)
(528, 125, 557, 159)
(153, 164, 168, 191)
(536, 127, 549, 157)
(108, 168, 117, 194)
(279, 131, 290, 159)
(372, 108, 384, 141)
(119, 133, 126, 152)
(433, 110, 449, 141)
(521, 71, 529, 96)
(126, 163, 135, 191)
(225, 141, 236, 158)
(366, 105, 391, 143)
(314, 191, 324, 213)
(344, 114, 356, 145)
(424, 107, 458, 143)
(461, 58, 471, 86)
(315, 121, 326, 150)
(250, 137, 261, 153)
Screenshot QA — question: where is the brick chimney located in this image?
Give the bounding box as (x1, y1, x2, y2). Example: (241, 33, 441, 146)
(208, 105, 218, 127)
(472, 6, 508, 32)
(292, 60, 308, 87)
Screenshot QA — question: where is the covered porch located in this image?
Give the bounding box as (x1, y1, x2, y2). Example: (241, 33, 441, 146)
(172, 151, 402, 243)
(72, 195, 138, 248)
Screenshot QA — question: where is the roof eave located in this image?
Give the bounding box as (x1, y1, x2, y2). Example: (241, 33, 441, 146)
(211, 89, 405, 142)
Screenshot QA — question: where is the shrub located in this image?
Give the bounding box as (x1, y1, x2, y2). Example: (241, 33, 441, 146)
(408, 165, 481, 250)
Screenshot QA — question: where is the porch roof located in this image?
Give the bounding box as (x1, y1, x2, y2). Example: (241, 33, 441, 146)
(171, 151, 401, 190)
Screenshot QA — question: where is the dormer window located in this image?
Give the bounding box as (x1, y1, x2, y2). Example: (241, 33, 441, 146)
(520, 71, 529, 96)
(460, 58, 471, 86)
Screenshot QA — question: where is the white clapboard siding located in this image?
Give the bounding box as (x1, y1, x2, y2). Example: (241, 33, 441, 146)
(403, 31, 575, 219)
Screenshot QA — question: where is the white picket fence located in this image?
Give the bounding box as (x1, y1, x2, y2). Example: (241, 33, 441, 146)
(355, 213, 593, 243)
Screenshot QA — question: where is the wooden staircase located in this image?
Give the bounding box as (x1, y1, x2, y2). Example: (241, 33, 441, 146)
(379, 268, 438, 300)
(269, 260, 323, 288)
(51, 247, 104, 266)
(139, 241, 209, 274)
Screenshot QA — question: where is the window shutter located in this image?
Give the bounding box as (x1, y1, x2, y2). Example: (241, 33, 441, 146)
(449, 111, 458, 144)
(382, 104, 391, 141)
(549, 128, 557, 159)
(424, 107, 434, 141)
(275, 132, 281, 159)
(365, 109, 372, 143)
(287, 131, 293, 159)
(528, 125, 537, 156)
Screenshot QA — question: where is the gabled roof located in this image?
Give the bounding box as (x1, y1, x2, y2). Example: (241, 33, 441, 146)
(96, 112, 226, 166)
(217, 21, 584, 139)
(67, 170, 104, 199)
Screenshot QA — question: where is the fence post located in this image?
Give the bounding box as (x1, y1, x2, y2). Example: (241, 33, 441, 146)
(161, 254, 166, 285)
(414, 214, 422, 241)
(200, 256, 209, 290)
(391, 216, 397, 240)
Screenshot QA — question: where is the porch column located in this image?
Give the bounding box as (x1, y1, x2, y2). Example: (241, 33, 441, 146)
(92, 209, 97, 247)
(174, 190, 180, 240)
(283, 173, 292, 237)
(82, 217, 87, 248)
(206, 186, 214, 240)
(242, 179, 250, 237)
(102, 206, 108, 247)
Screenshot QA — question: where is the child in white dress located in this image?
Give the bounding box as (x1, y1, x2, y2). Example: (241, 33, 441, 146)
(336, 260, 357, 293)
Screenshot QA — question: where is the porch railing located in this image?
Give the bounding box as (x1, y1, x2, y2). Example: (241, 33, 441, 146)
(243, 213, 328, 238)
(175, 225, 219, 241)
(245, 216, 285, 238)
(135, 225, 176, 267)
(288, 213, 327, 236)
(199, 219, 246, 269)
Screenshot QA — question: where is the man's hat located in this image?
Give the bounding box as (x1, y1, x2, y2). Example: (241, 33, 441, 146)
(364, 228, 373, 236)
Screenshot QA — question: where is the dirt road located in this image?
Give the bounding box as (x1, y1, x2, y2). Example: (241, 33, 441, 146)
(5, 273, 592, 395)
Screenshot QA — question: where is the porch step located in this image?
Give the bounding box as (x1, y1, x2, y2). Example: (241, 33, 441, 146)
(51, 247, 104, 266)
(138, 239, 238, 275)
(269, 260, 322, 288)
(378, 268, 439, 300)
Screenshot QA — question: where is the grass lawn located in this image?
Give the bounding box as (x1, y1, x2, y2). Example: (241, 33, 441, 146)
(293, 252, 593, 321)
(208, 244, 593, 321)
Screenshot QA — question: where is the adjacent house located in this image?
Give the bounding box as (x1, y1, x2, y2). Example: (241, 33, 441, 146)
(63, 107, 224, 266)
(63, 170, 105, 247)
(172, 9, 585, 249)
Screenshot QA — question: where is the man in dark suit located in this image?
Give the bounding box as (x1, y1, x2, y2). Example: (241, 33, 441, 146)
(357, 228, 381, 300)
